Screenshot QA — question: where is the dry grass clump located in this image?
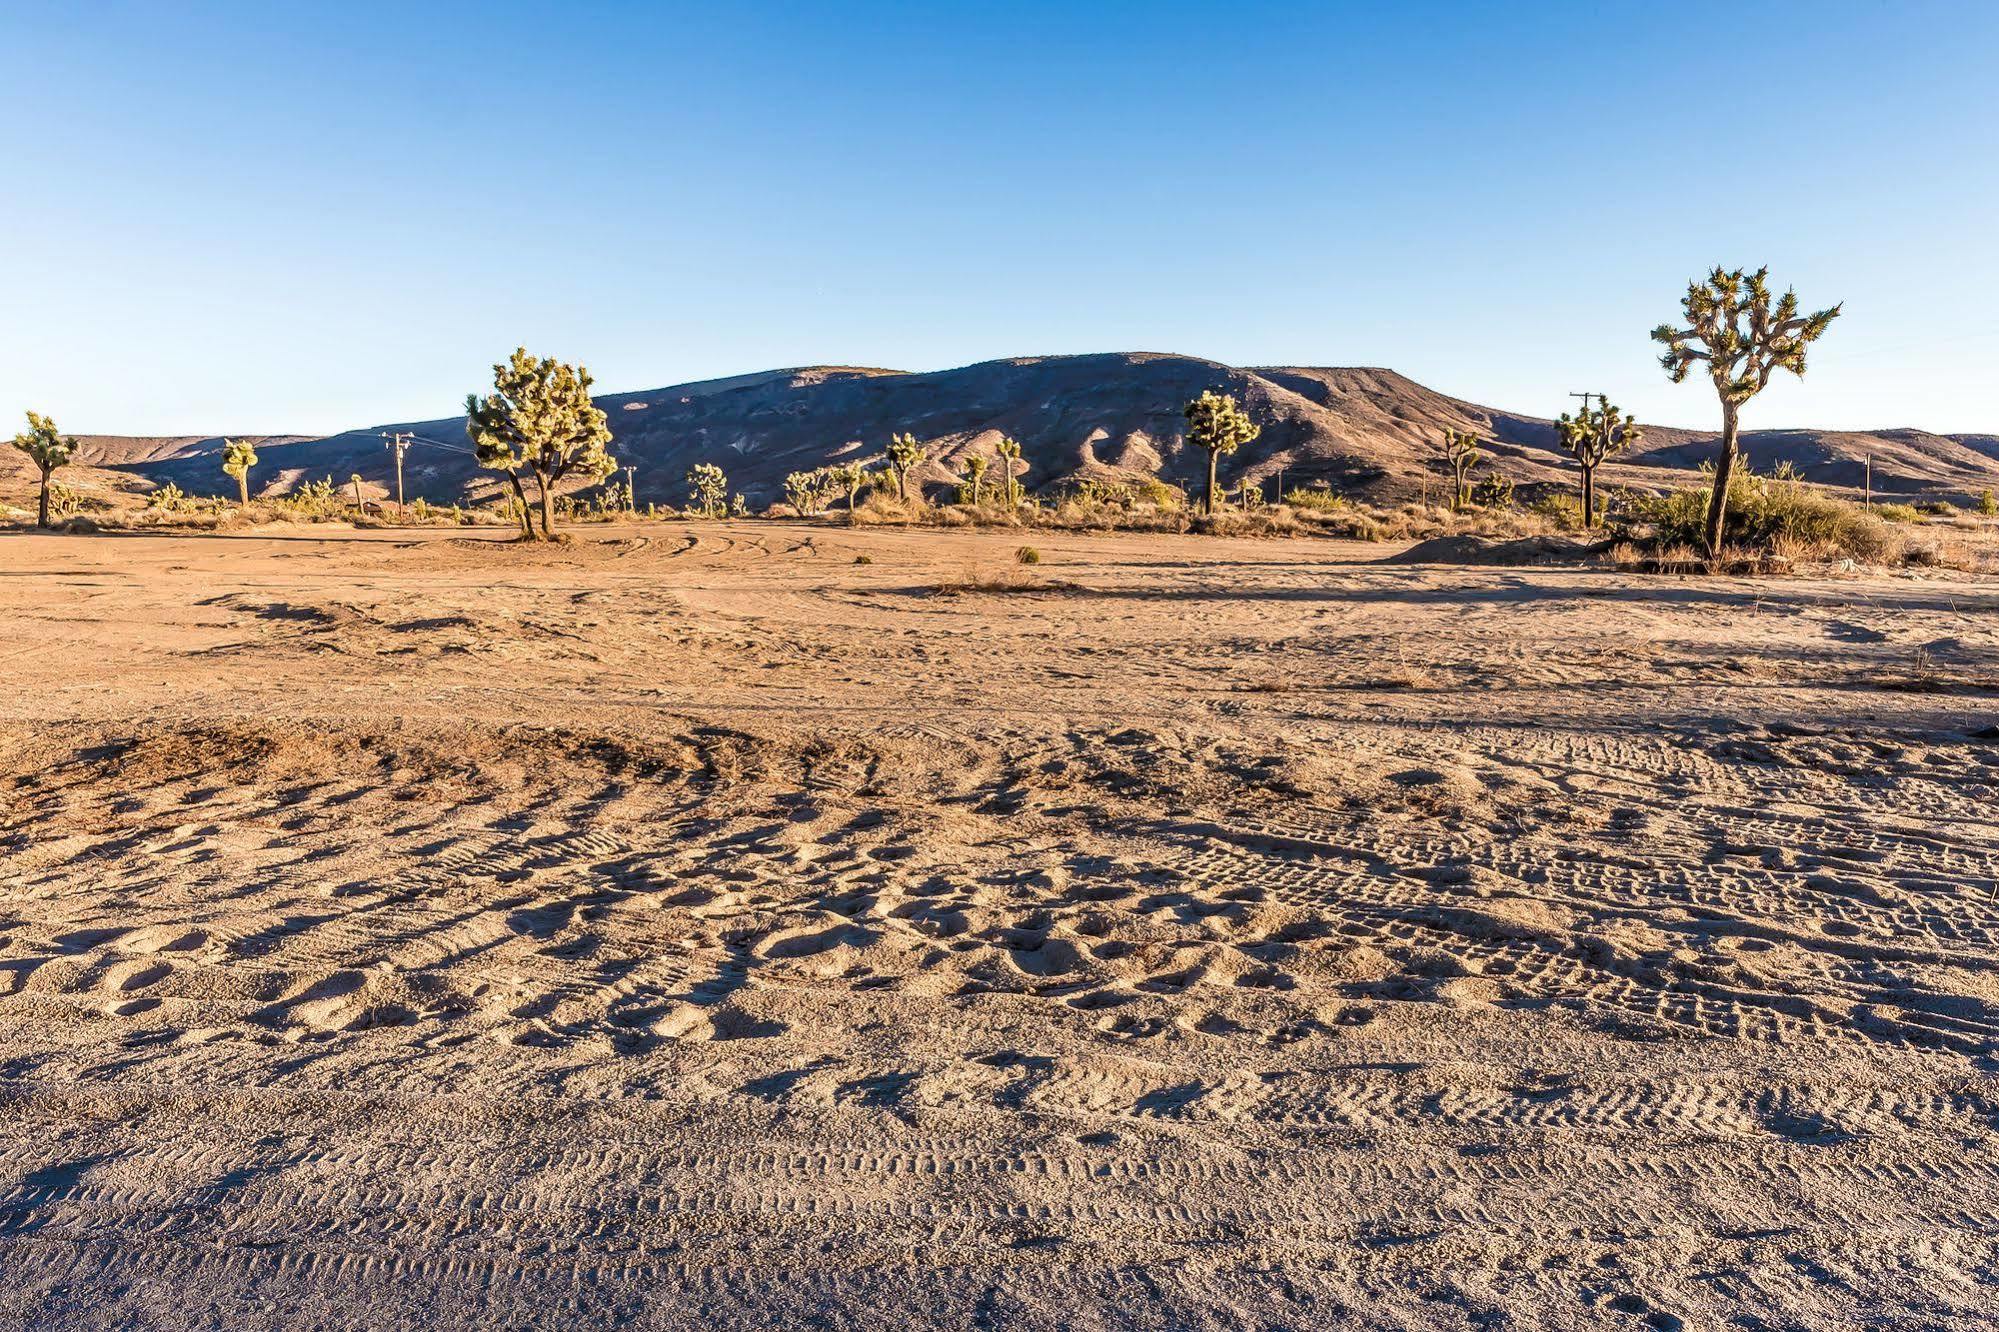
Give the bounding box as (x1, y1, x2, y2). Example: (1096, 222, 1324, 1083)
(1627, 463, 1904, 569)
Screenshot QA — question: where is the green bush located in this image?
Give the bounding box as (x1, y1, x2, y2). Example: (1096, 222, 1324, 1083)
(1873, 503, 1921, 524)
(1470, 475, 1514, 509)
(1016, 545, 1041, 564)
(1978, 489, 1998, 516)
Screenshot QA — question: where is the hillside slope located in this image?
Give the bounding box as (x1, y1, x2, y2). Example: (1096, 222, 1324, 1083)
(44, 354, 1999, 510)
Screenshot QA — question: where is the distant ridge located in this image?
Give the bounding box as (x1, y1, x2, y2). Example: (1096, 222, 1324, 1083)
(46, 353, 1999, 508)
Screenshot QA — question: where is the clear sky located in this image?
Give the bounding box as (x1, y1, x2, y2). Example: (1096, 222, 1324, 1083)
(4, 0, 1995, 436)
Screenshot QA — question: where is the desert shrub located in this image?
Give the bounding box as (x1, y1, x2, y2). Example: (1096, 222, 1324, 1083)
(1917, 499, 1957, 517)
(1470, 475, 1514, 509)
(1016, 545, 1041, 564)
(1873, 502, 1921, 524)
(1636, 461, 1897, 562)
(1283, 486, 1348, 513)
(1528, 494, 1585, 532)
(1977, 489, 1998, 516)
(147, 482, 189, 512)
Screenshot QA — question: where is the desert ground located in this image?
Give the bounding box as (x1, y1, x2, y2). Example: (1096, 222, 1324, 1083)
(2, 522, 1997, 1330)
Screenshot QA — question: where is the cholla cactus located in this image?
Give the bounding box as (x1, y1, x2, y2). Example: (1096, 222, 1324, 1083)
(1438, 429, 1482, 512)
(1183, 391, 1259, 515)
(1652, 267, 1840, 554)
(466, 347, 616, 540)
(686, 462, 728, 516)
(1554, 396, 1640, 528)
(885, 433, 925, 502)
(995, 437, 1024, 508)
(10, 411, 77, 529)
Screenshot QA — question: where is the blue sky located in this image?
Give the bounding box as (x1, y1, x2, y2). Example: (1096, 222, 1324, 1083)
(4, 0, 1995, 435)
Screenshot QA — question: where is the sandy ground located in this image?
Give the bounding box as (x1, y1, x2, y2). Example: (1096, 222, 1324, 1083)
(1, 521, 1997, 1330)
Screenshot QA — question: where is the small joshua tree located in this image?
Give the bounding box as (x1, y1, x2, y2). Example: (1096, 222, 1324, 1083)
(784, 469, 828, 515)
(1979, 488, 1998, 517)
(466, 347, 617, 541)
(826, 461, 868, 522)
(1554, 396, 1641, 529)
(1470, 473, 1514, 509)
(961, 454, 990, 506)
(221, 438, 259, 507)
(686, 462, 728, 516)
(1438, 429, 1482, 512)
(995, 437, 1024, 508)
(1652, 267, 1841, 555)
(11, 411, 77, 529)
(885, 432, 925, 502)
(1183, 391, 1259, 515)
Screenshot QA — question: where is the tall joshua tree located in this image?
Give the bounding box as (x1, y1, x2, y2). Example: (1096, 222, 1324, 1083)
(11, 411, 76, 529)
(1554, 396, 1640, 529)
(1184, 391, 1259, 515)
(1438, 429, 1482, 512)
(221, 438, 259, 507)
(1652, 267, 1841, 555)
(885, 433, 925, 502)
(995, 437, 1024, 509)
(466, 348, 616, 541)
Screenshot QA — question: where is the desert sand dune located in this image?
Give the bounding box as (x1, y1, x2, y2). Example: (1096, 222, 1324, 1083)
(1, 523, 1997, 1329)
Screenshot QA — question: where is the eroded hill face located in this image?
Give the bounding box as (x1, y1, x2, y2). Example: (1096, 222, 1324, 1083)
(34, 353, 1999, 513)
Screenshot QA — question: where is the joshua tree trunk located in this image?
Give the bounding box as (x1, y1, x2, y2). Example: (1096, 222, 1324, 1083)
(1703, 399, 1740, 556)
(1204, 450, 1219, 515)
(506, 472, 535, 540)
(36, 467, 52, 528)
(237, 474, 249, 507)
(1580, 463, 1596, 530)
(535, 470, 556, 540)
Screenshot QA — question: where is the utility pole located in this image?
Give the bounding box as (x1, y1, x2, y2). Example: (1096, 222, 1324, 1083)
(385, 432, 410, 515)
(1864, 453, 1872, 508)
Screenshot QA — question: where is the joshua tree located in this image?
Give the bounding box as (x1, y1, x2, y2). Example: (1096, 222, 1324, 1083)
(1471, 473, 1515, 509)
(221, 438, 259, 507)
(1437, 429, 1482, 512)
(10, 411, 77, 529)
(961, 454, 990, 506)
(885, 432, 925, 502)
(466, 347, 616, 541)
(1554, 396, 1641, 529)
(1652, 267, 1841, 555)
(826, 461, 868, 521)
(349, 473, 366, 509)
(686, 462, 728, 516)
(995, 437, 1024, 508)
(1183, 391, 1259, 515)
(784, 469, 828, 515)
